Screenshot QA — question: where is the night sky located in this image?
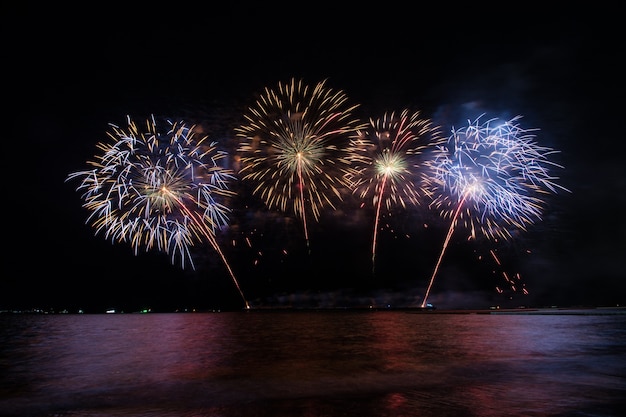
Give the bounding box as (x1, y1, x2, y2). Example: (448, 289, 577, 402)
(5, 5, 624, 312)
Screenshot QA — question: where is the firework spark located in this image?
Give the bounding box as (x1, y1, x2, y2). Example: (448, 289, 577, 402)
(66, 115, 250, 309)
(421, 114, 569, 307)
(347, 109, 444, 273)
(235, 78, 365, 249)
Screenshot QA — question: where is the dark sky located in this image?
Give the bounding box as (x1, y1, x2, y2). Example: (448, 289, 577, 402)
(5, 5, 625, 312)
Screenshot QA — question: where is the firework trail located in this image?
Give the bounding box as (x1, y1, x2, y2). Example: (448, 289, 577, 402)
(488, 248, 528, 295)
(235, 78, 365, 249)
(66, 115, 250, 309)
(347, 109, 444, 273)
(421, 114, 569, 307)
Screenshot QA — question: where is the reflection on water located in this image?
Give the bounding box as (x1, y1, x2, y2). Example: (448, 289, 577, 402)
(0, 310, 625, 416)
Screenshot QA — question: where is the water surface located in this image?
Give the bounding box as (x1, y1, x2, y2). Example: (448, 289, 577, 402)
(1, 310, 624, 416)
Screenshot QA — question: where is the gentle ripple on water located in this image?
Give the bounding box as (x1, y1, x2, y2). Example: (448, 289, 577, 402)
(0, 310, 625, 417)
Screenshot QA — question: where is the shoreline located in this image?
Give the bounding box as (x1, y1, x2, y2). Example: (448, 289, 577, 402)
(2, 306, 624, 315)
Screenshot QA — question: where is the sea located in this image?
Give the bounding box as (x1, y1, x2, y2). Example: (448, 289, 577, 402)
(1, 308, 625, 417)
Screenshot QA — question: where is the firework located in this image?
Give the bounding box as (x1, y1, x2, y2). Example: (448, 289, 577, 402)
(235, 78, 365, 248)
(421, 114, 569, 306)
(66, 115, 250, 309)
(347, 109, 444, 273)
